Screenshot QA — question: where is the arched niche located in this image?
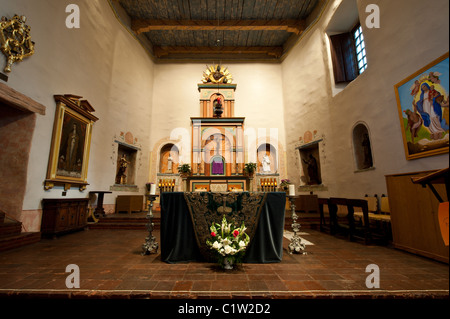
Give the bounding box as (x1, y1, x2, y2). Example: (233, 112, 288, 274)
(159, 143, 180, 174)
(352, 122, 374, 171)
(257, 143, 277, 174)
(210, 93, 225, 118)
(299, 142, 322, 185)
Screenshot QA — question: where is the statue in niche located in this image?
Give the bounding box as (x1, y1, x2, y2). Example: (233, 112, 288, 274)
(213, 97, 223, 117)
(116, 154, 129, 184)
(303, 154, 320, 185)
(167, 154, 173, 173)
(362, 133, 373, 169)
(262, 153, 271, 173)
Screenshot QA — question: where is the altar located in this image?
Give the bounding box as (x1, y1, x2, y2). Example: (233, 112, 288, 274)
(160, 192, 286, 264)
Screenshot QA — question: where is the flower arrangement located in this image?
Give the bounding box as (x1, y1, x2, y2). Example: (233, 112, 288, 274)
(206, 216, 250, 269)
(280, 179, 291, 191)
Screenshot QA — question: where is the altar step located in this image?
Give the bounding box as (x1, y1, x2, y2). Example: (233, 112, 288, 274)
(88, 210, 160, 230)
(0, 215, 41, 252)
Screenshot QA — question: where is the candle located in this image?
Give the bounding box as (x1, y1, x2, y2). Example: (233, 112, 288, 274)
(289, 184, 295, 196)
(150, 184, 156, 195)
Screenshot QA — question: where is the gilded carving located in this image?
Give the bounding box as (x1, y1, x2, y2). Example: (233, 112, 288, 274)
(0, 15, 35, 73)
(201, 64, 233, 84)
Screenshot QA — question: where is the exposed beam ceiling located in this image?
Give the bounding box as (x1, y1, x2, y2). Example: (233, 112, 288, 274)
(132, 19, 306, 35)
(111, 0, 326, 62)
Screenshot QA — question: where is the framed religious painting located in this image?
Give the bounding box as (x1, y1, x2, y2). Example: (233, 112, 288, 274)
(394, 52, 449, 160)
(45, 95, 98, 191)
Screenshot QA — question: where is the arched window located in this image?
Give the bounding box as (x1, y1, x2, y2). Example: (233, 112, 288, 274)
(352, 123, 374, 170)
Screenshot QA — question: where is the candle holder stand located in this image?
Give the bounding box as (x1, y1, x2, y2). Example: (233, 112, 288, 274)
(287, 195, 306, 254)
(142, 194, 159, 255)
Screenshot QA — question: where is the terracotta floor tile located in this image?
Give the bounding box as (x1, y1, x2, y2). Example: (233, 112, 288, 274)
(0, 228, 447, 301)
(173, 280, 193, 291)
(191, 280, 213, 292)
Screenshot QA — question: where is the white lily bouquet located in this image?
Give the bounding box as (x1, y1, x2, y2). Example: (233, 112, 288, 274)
(206, 215, 250, 269)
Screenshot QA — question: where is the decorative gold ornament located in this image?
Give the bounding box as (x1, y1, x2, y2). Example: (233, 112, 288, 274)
(201, 64, 233, 84)
(0, 15, 35, 73)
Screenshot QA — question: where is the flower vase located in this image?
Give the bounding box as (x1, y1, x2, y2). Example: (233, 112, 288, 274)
(222, 257, 234, 270)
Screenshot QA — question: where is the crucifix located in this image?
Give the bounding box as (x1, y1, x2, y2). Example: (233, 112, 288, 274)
(212, 134, 223, 156)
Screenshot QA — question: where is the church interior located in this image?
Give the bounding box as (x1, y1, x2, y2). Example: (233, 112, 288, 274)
(0, 0, 448, 308)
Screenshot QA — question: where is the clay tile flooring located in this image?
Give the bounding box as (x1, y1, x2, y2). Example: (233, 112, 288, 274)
(0, 226, 448, 313)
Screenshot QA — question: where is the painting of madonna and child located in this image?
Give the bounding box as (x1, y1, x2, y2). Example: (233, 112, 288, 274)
(395, 52, 449, 160)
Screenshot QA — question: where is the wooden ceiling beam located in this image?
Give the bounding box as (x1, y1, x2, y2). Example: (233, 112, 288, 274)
(153, 46, 284, 58)
(132, 19, 306, 35)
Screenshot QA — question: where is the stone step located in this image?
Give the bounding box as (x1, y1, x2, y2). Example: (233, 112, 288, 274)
(0, 232, 41, 252)
(0, 221, 23, 238)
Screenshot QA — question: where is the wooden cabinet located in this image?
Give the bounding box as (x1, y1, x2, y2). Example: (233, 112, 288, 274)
(386, 170, 448, 263)
(115, 195, 144, 214)
(41, 198, 89, 237)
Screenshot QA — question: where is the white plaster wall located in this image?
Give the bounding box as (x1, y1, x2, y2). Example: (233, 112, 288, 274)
(150, 62, 286, 174)
(282, 0, 449, 198)
(2, 0, 449, 230)
(1, 0, 155, 228)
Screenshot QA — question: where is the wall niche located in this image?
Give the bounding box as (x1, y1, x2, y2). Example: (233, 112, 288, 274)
(257, 143, 277, 174)
(159, 143, 180, 174)
(299, 141, 322, 186)
(111, 132, 141, 192)
(352, 123, 374, 171)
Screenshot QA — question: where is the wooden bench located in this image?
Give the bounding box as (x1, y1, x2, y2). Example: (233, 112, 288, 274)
(354, 195, 392, 243)
(319, 197, 389, 245)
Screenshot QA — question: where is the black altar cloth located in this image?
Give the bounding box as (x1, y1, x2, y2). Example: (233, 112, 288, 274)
(160, 192, 286, 264)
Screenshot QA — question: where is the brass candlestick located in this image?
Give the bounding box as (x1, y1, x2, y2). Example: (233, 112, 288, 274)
(287, 195, 306, 254)
(142, 194, 159, 255)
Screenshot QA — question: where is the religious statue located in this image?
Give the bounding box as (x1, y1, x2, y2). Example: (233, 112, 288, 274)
(201, 64, 233, 84)
(262, 153, 271, 173)
(302, 154, 320, 185)
(213, 97, 223, 117)
(362, 133, 373, 169)
(116, 154, 130, 184)
(167, 154, 173, 173)
(64, 123, 79, 172)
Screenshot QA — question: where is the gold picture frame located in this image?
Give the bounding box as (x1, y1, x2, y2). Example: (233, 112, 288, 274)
(45, 95, 98, 191)
(394, 52, 449, 160)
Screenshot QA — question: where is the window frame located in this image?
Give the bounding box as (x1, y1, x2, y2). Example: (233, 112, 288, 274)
(352, 23, 367, 75)
(329, 21, 367, 84)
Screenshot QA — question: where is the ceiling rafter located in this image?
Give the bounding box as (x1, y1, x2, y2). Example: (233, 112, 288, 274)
(132, 19, 306, 35)
(153, 45, 284, 58)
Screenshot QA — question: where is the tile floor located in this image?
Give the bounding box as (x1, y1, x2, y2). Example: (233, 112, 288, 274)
(0, 228, 448, 303)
